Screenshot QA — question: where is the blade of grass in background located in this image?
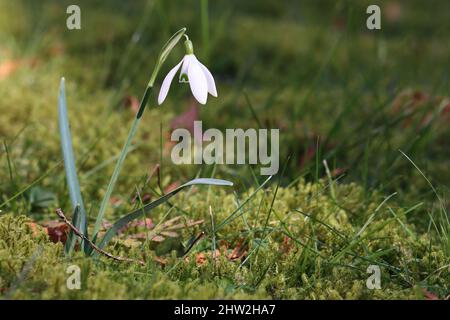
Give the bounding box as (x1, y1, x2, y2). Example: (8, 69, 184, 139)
(399, 149, 449, 255)
(215, 175, 273, 232)
(200, 0, 210, 63)
(58, 78, 88, 254)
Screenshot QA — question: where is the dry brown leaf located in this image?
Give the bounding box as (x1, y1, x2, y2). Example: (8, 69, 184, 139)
(227, 239, 248, 260)
(195, 250, 221, 265)
(331, 167, 346, 178)
(109, 196, 123, 207)
(42, 220, 70, 244)
(164, 181, 180, 194)
(153, 255, 167, 266)
(159, 231, 179, 238)
(165, 219, 204, 231)
(150, 235, 165, 242)
(159, 216, 182, 228)
(134, 218, 154, 229)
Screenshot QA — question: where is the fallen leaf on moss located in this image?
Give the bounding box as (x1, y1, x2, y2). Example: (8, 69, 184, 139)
(227, 239, 248, 260)
(133, 218, 154, 229)
(160, 231, 179, 238)
(164, 181, 180, 193)
(153, 255, 167, 266)
(150, 235, 165, 242)
(195, 250, 221, 265)
(42, 220, 69, 244)
(109, 196, 123, 207)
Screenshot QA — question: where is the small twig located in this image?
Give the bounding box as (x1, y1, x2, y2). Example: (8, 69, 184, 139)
(56, 208, 145, 266)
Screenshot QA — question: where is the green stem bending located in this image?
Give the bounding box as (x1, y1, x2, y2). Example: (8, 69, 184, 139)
(91, 27, 187, 242)
(92, 86, 151, 240)
(200, 0, 209, 63)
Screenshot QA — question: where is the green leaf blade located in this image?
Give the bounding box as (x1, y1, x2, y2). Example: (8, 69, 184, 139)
(58, 77, 88, 254)
(95, 178, 232, 251)
(92, 28, 189, 240)
(148, 27, 186, 87)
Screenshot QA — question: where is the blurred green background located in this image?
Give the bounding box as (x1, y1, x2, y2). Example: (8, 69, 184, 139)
(0, 0, 448, 220)
(0, 0, 449, 300)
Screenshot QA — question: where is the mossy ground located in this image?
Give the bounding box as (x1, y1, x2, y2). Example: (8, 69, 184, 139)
(0, 0, 449, 299)
(2, 180, 448, 299)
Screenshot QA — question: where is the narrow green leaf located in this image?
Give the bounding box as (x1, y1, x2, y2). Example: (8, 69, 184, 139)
(58, 78, 88, 254)
(95, 178, 232, 252)
(148, 27, 186, 87)
(92, 115, 141, 241)
(92, 28, 187, 241)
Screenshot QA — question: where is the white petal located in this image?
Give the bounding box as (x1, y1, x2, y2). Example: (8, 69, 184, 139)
(158, 60, 183, 105)
(179, 55, 191, 83)
(188, 56, 208, 104)
(197, 60, 217, 97)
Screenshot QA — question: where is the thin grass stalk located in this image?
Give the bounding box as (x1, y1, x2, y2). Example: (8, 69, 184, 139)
(92, 28, 187, 241)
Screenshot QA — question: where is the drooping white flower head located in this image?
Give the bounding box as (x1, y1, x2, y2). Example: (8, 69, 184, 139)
(158, 36, 217, 105)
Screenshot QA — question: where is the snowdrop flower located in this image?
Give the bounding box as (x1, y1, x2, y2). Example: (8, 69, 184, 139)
(158, 36, 217, 105)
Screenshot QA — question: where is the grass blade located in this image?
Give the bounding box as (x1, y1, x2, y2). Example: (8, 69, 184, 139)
(215, 175, 273, 231)
(95, 178, 233, 251)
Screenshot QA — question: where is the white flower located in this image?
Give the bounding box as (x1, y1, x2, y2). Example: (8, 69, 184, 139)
(158, 39, 217, 105)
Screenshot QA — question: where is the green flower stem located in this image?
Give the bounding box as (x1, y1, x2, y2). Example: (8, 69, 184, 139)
(200, 0, 209, 63)
(92, 87, 151, 240)
(92, 28, 186, 242)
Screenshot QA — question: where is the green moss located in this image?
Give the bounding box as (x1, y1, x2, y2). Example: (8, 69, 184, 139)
(0, 0, 448, 300)
(1, 179, 448, 299)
